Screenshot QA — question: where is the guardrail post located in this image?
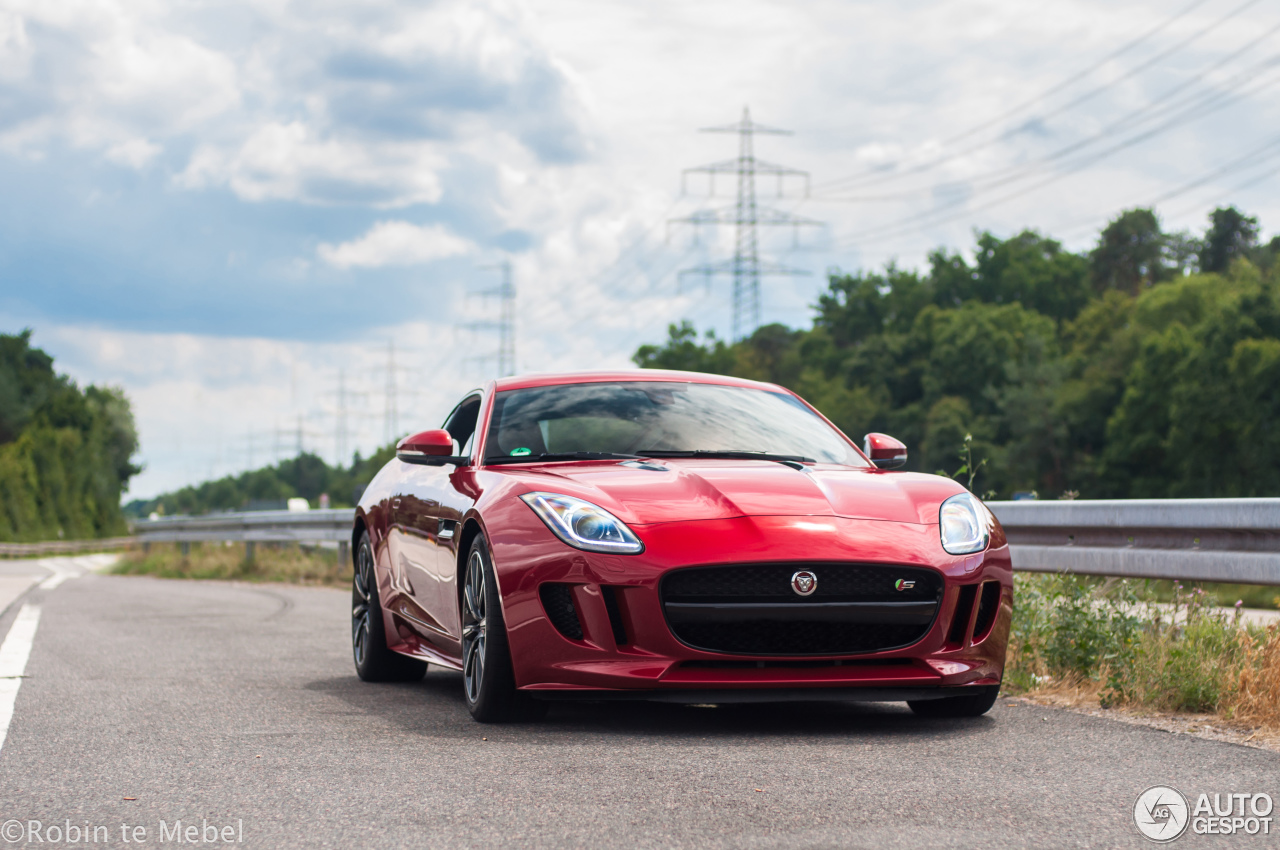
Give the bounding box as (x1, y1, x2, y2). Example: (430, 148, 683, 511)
(245, 541, 256, 564)
(143, 541, 150, 554)
(338, 540, 349, 572)
(180, 541, 190, 558)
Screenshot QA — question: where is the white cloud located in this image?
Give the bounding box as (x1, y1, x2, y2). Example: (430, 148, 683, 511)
(0, 0, 587, 206)
(317, 221, 474, 269)
(178, 122, 447, 207)
(105, 137, 161, 169)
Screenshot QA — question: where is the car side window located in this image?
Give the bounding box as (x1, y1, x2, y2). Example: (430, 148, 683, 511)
(443, 396, 482, 458)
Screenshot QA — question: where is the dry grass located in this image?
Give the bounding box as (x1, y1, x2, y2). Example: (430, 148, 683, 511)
(1231, 624, 1280, 729)
(113, 541, 349, 587)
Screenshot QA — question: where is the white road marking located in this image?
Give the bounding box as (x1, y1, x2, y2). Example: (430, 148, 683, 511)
(0, 604, 41, 753)
(34, 553, 118, 590)
(38, 572, 71, 590)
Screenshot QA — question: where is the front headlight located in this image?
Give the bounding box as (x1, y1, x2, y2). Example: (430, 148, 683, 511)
(519, 492, 645, 554)
(939, 493, 990, 555)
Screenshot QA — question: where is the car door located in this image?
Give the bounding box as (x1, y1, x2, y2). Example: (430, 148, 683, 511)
(429, 394, 484, 643)
(391, 393, 482, 654)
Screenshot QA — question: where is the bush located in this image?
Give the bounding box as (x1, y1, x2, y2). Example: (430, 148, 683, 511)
(1010, 575, 1277, 726)
(1006, 573, 1142, 693)
(1113, 587, 1248, 712)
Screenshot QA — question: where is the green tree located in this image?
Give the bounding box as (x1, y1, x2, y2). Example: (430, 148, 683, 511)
(1089, 208, 1167, 295)
(632, 321, 734, 373)
(0, 331, 140, 541)
(1199, 206, 1259, 273)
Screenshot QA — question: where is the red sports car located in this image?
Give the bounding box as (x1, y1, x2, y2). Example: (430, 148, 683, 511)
(351, 370, 1011, 722)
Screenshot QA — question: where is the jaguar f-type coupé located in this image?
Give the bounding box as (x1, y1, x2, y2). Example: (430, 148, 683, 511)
(351, 370, 1010, 722)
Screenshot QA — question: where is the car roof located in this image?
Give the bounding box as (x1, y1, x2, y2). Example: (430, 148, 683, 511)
(491, 369, 787, 394)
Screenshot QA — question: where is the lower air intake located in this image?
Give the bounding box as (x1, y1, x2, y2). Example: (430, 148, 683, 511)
(972, 581, 1001, 642)
(539, 583, 583, 641)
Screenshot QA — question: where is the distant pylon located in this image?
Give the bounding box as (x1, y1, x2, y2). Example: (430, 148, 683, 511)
(383, 340, 399, 445)
(672, 107, 820, 340)
(472, 260, 516, 377)
(334, 369, 348, 465)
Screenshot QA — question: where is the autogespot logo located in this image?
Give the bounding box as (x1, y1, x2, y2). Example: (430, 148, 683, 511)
(1134, 786, 1191, 842)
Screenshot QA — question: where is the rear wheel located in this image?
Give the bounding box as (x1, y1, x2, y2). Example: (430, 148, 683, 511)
(908, 685, 999, 718)
(352, 532, 427, 683)
(461, 534, 547, 723)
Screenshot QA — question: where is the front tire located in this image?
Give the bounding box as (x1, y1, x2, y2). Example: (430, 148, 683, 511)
(908, 685, 999, 718)
(352, 532, 427, 683)
(461, 534, 547, 723)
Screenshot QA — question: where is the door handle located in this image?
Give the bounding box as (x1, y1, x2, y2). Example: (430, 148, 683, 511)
(438, 520, 456, 540)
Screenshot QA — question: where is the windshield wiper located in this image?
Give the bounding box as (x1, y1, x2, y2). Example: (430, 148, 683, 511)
(486, 451, 642, 465)
(638, 450, 814, 463)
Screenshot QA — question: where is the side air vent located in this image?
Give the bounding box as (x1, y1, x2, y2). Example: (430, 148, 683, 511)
(947, 584, 978, 647)
(972, 581, 1001, 643)
(539, 583, 583, 641)
(601, 585, 628, 646)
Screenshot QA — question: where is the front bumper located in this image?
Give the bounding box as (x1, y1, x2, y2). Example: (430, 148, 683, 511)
(486, 514, 1012, 698)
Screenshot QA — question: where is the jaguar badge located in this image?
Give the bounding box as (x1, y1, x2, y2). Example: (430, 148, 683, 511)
(790, 570, 817, 596)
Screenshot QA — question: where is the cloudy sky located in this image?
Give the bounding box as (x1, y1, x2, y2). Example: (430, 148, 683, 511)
(2, 0, 1278, 499)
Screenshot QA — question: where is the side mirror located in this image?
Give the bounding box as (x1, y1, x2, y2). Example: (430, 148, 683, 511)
(396, 430, 467, 466)
(863, 432, 907, 469)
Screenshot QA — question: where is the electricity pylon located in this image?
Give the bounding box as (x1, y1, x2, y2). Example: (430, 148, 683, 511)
(672, 107, 820, 340)
(469, 261, 516, 377)
(383, 340, 399, 445)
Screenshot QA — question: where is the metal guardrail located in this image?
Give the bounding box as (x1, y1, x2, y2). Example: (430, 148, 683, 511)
(988, 498, 1280, 586)
(125, 499, 1280, 586)
(0, 537, 136, 559)
(133, 509, 356, 562)
(134, 509, 355, 543)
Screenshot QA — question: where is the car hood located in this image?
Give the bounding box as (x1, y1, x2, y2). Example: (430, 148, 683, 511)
(498, 460, 968, 526)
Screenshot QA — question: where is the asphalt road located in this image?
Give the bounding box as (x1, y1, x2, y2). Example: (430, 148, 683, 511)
(0, 561, 1275, 849)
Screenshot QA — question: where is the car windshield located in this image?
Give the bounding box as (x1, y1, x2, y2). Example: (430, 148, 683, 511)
(483, 381, 867, 466)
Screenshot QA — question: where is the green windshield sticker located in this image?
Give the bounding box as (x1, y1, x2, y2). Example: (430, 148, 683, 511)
(510, 447, 532, 456)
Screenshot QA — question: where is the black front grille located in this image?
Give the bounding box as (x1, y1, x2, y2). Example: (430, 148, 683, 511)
(663, 563, 940, 602)
(661, 563, 942, 656)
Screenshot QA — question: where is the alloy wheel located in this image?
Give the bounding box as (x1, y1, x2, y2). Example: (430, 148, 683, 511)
(352, 542, 374, 667)
(461, 549, 487, 703)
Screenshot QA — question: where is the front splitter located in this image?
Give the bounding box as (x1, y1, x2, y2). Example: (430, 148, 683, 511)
(526, 684, 998, 704)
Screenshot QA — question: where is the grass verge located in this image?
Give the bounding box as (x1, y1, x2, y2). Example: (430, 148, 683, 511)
(1007, 573, 1280, 735)
(113, 542, 348, 587)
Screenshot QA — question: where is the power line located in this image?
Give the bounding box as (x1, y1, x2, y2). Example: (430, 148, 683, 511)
(828, 64, 1280, 250)
(1050, 136, 1280, 242)
(816, 26, 1280, 206)
(814, 0, 1241, 195)
(671, 107, 821, 340)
